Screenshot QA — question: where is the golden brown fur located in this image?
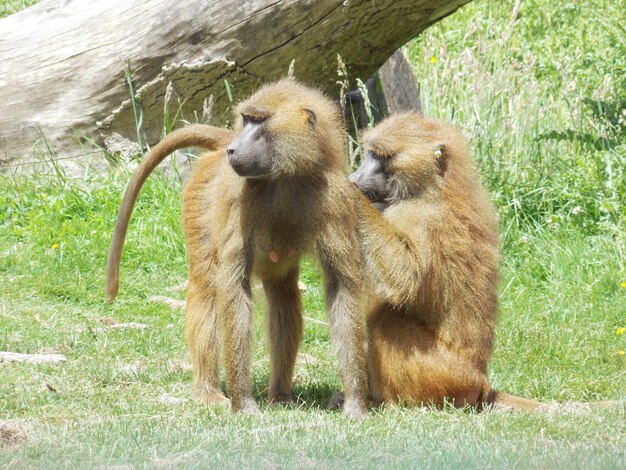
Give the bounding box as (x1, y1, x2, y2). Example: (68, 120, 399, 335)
(354, 112, 525, 408)
(106, 80, 368, 417)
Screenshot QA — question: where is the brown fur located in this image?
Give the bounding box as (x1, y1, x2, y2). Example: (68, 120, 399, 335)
(106, 80, 368, 417)
(355, 112, 540, 409)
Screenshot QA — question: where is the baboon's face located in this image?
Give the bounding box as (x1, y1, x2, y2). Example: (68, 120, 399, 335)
(227, 111, 274, 178)
(227, 105, 319, 179)
(227, 81, 333, 179)
(351, 113, 446, 205)
(349, 150, 390, 204)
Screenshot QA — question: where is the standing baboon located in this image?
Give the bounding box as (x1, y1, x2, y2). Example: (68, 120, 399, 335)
(351, 112, 539, 409)
(106, 80, 368, 418)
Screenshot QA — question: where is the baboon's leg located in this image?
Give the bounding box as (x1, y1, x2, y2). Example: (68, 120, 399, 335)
(322, 269, 368, 418)
(367, 310, 489, 407)
(263, 269, 303, 404)
(185, 278, 229, 405)
(315, 221, 368, 418)
(328, 282, 367, 417)
(219, 278, 258, 413)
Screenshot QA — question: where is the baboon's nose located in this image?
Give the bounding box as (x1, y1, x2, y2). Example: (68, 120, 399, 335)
(226, 147, 235, 156)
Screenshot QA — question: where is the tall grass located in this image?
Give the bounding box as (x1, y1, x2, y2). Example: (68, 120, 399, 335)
(0, 0, 39, 17)
(408, 0, 625, 241)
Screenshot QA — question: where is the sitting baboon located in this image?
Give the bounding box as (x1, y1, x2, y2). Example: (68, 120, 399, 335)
(351, 112, 539, 409)
(106, 80, 368, 418)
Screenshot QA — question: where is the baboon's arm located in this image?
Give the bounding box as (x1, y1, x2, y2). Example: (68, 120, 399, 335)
(356, 191, 428, 306)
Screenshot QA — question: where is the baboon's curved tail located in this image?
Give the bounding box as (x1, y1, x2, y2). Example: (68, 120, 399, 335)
(487, 390, 624, 412)
(105, 124, 233, 303)
(487, 390, 543, 410)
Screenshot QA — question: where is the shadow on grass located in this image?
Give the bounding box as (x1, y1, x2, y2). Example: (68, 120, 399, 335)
(246, 375, 341, 412)
(536, 129, 621, 151)
(536, 97, 625, 151)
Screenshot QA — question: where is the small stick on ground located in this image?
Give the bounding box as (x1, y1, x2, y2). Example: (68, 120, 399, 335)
(99, 317, 148, 330)
(148, 296, 186, 310)
(0, 351, 66, 364)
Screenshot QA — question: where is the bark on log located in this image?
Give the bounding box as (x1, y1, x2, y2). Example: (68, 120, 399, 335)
(378, 49, 423, 114)
(346, 49, 422, 131)
(0, 0, 470, 172)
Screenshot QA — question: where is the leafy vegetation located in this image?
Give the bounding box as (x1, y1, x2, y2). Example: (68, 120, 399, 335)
(0, 0, 39, 18)
(1, 0, 624, 467)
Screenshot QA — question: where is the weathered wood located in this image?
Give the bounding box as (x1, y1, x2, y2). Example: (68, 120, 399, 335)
(346, 49, 422, 131)
(378, 49, 422, 114)
(0, 0, 470, 172)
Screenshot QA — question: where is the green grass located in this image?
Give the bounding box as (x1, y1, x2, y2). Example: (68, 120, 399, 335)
(0, 0, 39, 18)
(409, 0, 626, 238)
(1, 0, 625, 468)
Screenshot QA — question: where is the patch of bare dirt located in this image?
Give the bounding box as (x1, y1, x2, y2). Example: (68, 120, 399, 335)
(0, 421, 28, 449)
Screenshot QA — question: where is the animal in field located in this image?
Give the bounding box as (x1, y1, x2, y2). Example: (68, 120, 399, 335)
(351, 112, 539, 409)
(105, 80, 368, 418)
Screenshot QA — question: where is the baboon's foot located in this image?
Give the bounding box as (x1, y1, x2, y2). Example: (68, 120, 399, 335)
(268, 392, 293, 406)
(233, 396, 261, 415)
(343, 396, 368, 420)
(202, 392, 230, 406)
(194, 386, 230, 406)
(327, 391, 344, 409)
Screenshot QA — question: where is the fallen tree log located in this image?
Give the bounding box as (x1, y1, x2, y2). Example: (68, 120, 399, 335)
(0, 0, 470, 172)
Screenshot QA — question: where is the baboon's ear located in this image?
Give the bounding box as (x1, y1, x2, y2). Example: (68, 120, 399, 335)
(435, 145, 448, 176)
(302, 108, 317, 127)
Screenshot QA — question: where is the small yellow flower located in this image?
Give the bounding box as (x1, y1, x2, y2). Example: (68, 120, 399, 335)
(430, 56, 437, 64)
(621, 281, 626, 288)
(616, 327, 626, 336)
(617, 350, 625, 357)
(51, 243, 59, 249)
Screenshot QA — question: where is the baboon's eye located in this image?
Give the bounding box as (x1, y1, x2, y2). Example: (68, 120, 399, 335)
(369, 148, 394, 160)
(241, 113, 268, 124)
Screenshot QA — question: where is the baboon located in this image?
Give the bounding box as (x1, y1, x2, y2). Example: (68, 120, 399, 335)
(106, 80, 368, 418)
(351, 112, 539, 409)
